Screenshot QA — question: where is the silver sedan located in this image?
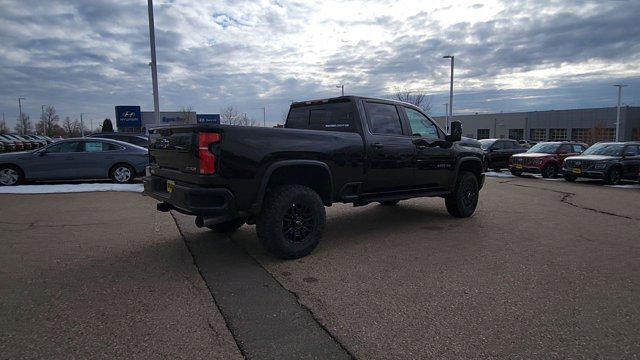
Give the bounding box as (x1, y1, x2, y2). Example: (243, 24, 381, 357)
(0, 138, 148, 186)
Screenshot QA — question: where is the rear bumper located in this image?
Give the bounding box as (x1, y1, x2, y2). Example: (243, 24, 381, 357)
(561, 169, 605, 179)
(143, 175, 237, 216)
(509, 165, 542, 173)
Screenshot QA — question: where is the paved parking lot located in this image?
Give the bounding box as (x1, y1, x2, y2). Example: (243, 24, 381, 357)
(1, 177, 639, 359)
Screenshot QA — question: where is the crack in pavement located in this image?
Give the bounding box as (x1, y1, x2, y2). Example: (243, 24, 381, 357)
(169, 211, 353, 360)
(503, 182, 638, 221)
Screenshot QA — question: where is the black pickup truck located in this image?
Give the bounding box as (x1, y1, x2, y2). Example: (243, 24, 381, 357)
(144, 96, 485, 259)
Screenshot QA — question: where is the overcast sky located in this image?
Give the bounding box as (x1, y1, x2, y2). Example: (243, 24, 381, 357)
(1, 0, 639, 128)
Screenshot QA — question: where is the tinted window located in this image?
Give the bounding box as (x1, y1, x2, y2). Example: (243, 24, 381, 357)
(572, 144, 585, 153)
(624, 145, 639, 156)
(129, 137, 148, 147)
(405, 108, 438, 138)
(285, 108, 307, 128)
(558, 144, 572, 153)
(47, 141, 80, 153)
(286, 103, 355, 132)
(492, 141, 506, 150)
(83, 141, 123, 152)
(365, 102, 402, 135)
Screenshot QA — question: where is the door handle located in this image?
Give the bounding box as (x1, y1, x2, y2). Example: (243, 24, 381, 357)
(371, 143, 384, 149)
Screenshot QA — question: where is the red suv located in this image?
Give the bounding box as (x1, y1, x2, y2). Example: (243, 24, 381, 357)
(509, 141, 587, 178)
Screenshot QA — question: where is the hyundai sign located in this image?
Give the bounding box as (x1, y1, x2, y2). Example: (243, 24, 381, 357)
(115, 106, 142, 129)
(197, 114, 220, 124)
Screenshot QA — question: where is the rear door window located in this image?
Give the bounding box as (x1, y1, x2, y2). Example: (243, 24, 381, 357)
(365, 102, 403, 135)
(47, 141, 81, 153)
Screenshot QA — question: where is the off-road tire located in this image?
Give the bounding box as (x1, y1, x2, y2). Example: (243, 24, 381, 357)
(207, 218, 246, 233)
(256, 185, 326, 259)
(445, 171, 479, 218)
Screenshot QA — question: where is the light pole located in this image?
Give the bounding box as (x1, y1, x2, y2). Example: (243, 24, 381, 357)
(261, 107, 266, 127)
(80, 113, 85, 137)
(18, 97, 25, 134)
(613, 84, 627, 142)
(147, 0, 160, 126)
(41, 105, 45, 135)
(443, 55, 454, 132)
(336, 84, 344, 96)
(444, 103, 448, 129)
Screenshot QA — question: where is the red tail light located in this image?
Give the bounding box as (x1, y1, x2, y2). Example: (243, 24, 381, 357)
(198, 132, 221, 174)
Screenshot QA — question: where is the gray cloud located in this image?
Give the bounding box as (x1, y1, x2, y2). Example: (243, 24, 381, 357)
(0, 0, 639, 129)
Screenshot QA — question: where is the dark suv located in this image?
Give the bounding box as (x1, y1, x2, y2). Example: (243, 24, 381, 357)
(562, 142, 640, 184)
(479, 139, 526, 171)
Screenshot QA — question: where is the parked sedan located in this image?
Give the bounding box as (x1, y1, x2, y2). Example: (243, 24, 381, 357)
(479, 138, 526, 171)
(509, 141, 587, 178)
(562, 142, 640, 185)
(0, 138, 149, 186)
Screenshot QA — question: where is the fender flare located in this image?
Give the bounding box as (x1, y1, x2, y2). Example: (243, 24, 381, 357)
(252, 160, 333, 213)
(449, 156, 483, 191)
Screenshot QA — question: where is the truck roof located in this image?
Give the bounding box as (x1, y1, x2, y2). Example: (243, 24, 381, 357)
(290, 95, 423, 110)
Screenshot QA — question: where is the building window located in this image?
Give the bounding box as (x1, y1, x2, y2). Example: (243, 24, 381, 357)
(549, 128, 568, 141)
(508, 129, 524, 140)
(633, 128, 640, 141)
(530, 128, 546, 141)
(594, 127, 616, 142)
(477, 129, 490, 139)
(571, 128, 592, 143)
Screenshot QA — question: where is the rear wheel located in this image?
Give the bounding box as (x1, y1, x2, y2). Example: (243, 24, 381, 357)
(541, 163, 557, 178)
(208, 218, 245, 233)
(0, 165, 24, 186)
(378, 200, 400, 206)
(110, 164, 135, 184)
(445, 171, 479, 218)
(605, 167, 622, 185)
(256, 185, 326, 259)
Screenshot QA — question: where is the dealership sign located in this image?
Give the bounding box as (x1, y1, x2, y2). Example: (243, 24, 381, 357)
(197, 114, 221, 124)
(115, 106, 141, 128)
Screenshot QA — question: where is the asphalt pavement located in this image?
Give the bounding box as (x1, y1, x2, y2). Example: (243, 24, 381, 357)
(1, 177, 639, 359)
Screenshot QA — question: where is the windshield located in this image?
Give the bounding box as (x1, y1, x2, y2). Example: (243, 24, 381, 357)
(478, 139, 495, 150)
(527, 143, 559, 154)
(583, 143, 625, 156)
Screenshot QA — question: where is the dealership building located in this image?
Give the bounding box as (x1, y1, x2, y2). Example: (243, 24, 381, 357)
(433, 106, 640, 144)
(114, 106, 220, 133)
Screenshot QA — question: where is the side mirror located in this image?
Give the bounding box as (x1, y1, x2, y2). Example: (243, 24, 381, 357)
(446, 121, 462, 142)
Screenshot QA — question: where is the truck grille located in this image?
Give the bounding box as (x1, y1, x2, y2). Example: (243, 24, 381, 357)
(565, 160, 591, 170)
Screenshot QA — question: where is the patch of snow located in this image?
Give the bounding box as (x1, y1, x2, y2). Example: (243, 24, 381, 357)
(484, 171, 515, 178)
(606, 184, 640, 189)
(0, 183, 144, 194)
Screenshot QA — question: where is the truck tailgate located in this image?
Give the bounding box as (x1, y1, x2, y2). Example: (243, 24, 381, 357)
(148, 127, 199, 174)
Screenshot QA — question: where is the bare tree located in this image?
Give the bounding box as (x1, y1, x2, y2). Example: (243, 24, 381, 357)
(14, 113, 33, 134)
(61, 117, 87, 137)
(0, 120, 7, 135)
(35, 105, 60, 136)
(179, 105, 196, 124)
(220, 106, 257, 126)
(393, 89, 432, 113)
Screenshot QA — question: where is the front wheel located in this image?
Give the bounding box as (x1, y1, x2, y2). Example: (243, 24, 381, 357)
(605, 167, 622, 185)
(541, 163, 557, 178)
(256, 185, 326, 259)
(0, 165, 24, 186)
(510, 169, 523, 176)
(563, 174, 577, 182)
(445, 171, 479, 218)
(378, 200, 400, 206)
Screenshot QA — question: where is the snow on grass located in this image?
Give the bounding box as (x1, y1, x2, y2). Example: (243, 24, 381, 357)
(484, 171, 515, 178)
(606, 183, 640, 189)
(0, 183, 144, 194)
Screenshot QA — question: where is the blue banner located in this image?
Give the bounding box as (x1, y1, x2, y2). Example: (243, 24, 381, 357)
(115, 106, 142, 128)
(197, 114, 221, 124)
